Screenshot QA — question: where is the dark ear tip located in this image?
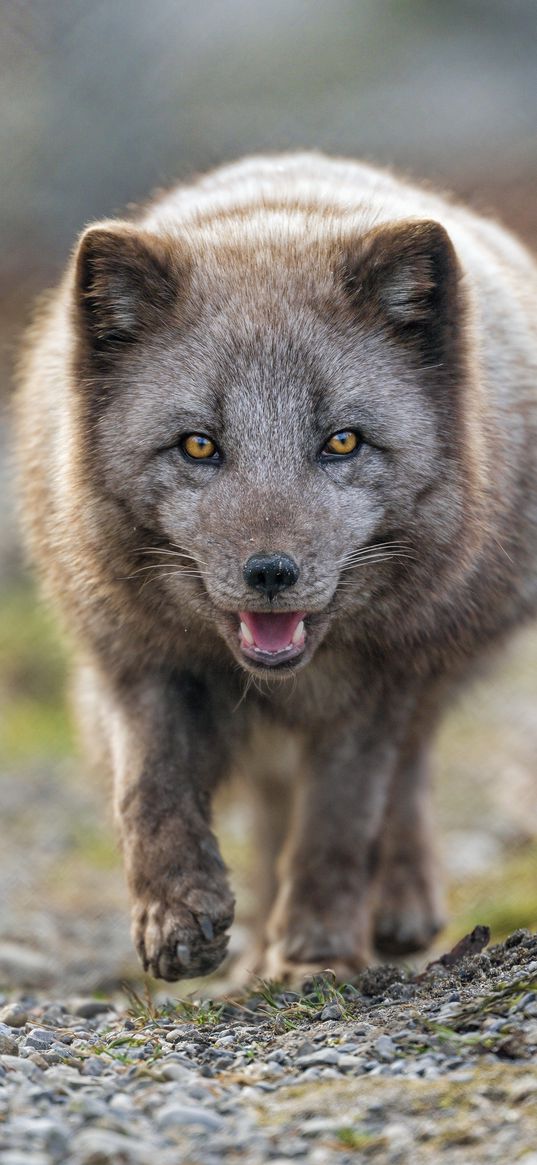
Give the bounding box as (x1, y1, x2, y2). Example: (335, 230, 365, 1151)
(415, 219, 456, 256)
(409, 218, 449, 240)
(74, 223, 136, 286)
(388, 219, 456, 264)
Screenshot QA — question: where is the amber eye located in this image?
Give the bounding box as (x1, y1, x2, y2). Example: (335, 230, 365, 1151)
(322, 430, 360, 457)
(181, 433, 220, 461)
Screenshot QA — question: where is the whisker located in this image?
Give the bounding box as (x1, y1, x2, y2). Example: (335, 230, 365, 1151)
(341, 549, 416, 561)
(139, 548, 198, 559)
(122, 569, 205, 594)
(251, 674, 272, 698)
(339, 552, 416, 573)
(136, 569, 206, 597)
(144, 570, 204, 581)
(337, 539, 413, 567)
(339, 556, 415, 571)
(121, 564, 205, 579)
(168, 541, 200, 553)
(283, 669, 299, 701)
(347, 539, 412, 549)
(138, 545, 208, 566)
(136, 564, 205, 575)
(233, 673, 254, 713)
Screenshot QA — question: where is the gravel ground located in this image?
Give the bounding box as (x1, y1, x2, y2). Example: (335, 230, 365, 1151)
(1, 928, 536, 1164)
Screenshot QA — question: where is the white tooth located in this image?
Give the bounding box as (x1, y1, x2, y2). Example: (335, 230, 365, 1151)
(292, 620, 305, 645)
(240, 621, 254, 645)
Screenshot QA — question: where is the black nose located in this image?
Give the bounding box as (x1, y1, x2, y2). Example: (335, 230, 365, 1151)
(243, 552, 300, 600)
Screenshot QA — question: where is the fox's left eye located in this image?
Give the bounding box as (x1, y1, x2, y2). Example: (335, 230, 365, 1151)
(321, 430, 361, 458)
(181, 433, 221, 461)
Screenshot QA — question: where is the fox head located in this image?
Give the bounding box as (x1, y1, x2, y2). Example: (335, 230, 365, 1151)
(70, 208, 479, 674)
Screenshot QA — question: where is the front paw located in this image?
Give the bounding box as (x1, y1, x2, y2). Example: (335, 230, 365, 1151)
(373, 853, 445, 956)
(132, 877, 235, 981)
(263, 897, 373, 985)
(258, 941, 368, 987)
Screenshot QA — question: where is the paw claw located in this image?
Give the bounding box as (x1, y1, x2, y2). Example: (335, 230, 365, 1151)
(198, 915, 214, 942)
(175, 942, 191, 965)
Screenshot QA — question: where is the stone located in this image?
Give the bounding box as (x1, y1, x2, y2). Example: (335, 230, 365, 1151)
(385, 1121, 413, 1150)
(0, 1004, 28, 1027)
(300, 1116, 343, 1135)
(319, 1003, 343, 1021)
(212, 1054, 235, 1069)
(258, 1061, 285, 1077)
(337, 1054, 364, 1071)
(0, 1025, 18, 1055)
(300, 1067, 322, 1081)
(159, 1050, 197, 1069)
(167, 1027, 193, 1043)
(270, 1160, 304, 1165)
(12, 1116, 69, 1155)
(374, 1035, 396, 1061)
(109, 1092, 135, 1112)
(295, 1040, 317, 1056)
(70, 1095, 108, 1120)
(71, 1128, 155, 1163)
(81, 1056, 106, 1076)
(24, 1028, 56, 1052)
(156, 1102, 224, 1132)
(296, 1047, 341, 1067)
(0, 1054, 41, 1078)
(74, 999, 116, 1018)
(41, 1006, 69, 1025)
(353, 1024, 376, 1037)
(266, 1049, 288, 1063)
(159, 1061, 198, 1083)
(0, 1154, 52, 1165)
(42, 1064, 92, 1089)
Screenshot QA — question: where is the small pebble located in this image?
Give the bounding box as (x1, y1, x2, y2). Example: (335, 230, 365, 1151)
(0, 1030, 18, 1056)
(374, 1034, 396, 1061)
(24, 1029, 56, 1052)
(0, 1005, 28, 1028)
(156, 1103, 224, 1131)
(318, 1002, 343, 1021)
(296, 1047, 341, 1067)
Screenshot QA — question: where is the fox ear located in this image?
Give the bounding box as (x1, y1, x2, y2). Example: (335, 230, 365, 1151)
(74, 224, 179, 355)
(343, 219, 464, 361)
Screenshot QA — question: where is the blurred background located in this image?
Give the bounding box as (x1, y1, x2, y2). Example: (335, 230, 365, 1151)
(1, 0, 537, 1000)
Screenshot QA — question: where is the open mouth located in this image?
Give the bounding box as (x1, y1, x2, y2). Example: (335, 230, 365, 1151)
(238, 610, 307, 667)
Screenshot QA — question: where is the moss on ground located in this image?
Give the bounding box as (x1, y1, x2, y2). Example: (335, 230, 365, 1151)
(253, 1063, 537, 1158)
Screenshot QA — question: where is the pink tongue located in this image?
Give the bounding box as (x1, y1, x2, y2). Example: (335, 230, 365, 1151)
(239, 611, 305, 652)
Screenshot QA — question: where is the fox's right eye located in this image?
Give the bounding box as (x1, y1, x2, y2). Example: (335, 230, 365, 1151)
(321, 430, 361, 459)
(181, 434, 221, 462)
